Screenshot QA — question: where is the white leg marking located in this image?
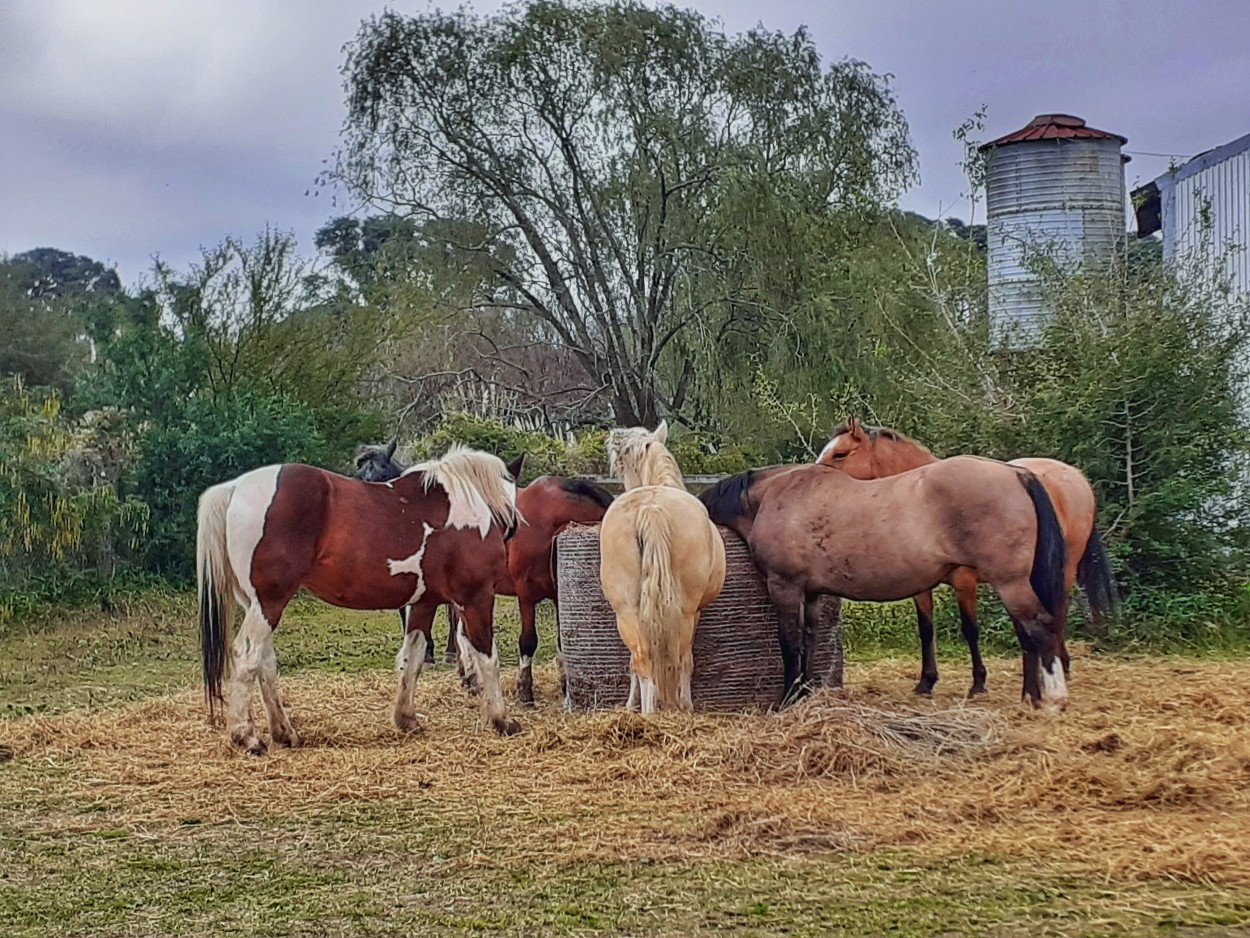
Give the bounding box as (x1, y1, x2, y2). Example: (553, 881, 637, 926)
(393, 630, 428, 731)
(639, 677, 658, 714)
(227, 604, 272, 751)
(1039, 656, 1069, 712)
(256, 624, 299, 747)
(462, 639, 514, 732)
(626, 671, 640, 710)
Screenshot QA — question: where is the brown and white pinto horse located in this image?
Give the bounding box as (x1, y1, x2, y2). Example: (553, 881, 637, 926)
(817, 419, 1118, 696)
(198, 446, 523, 753)
(700, 459, 1071, 712)
(354, 443, 614, 704)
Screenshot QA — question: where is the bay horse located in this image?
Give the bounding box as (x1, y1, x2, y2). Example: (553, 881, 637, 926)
(817, 419, 1118, 696)
(197, 446, 523, 753)
(699, 458, 1072, 712)
(600, 421, 726, 712)
(354, 442, 614, 705)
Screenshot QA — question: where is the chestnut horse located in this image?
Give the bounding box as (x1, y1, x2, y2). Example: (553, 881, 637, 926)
(817, 419, 1118, 696)
(600, 422, 726, 712)
(198, 446, 523, 753)
(354, 443, 613, 704)
(700, 459, 1071, 712)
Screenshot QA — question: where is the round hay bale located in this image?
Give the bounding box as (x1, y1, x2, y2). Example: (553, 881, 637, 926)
(556, 522, 843, 712)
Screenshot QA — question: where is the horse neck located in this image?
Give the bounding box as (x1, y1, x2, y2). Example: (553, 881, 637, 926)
(626, 448, 686, 490)
(874, 437, 937, 476)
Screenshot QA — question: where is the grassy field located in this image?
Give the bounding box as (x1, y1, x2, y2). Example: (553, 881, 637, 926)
(2, 595, 1250, 936)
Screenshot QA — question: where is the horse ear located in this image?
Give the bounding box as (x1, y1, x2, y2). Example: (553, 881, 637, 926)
(653, 419, 669, 444)
(506, 453, 526, 480)
(848, 417, 863, 438)
(385, 439, 397, 459)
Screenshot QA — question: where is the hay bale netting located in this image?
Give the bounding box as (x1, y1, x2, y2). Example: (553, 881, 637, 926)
(556, 522, 843, 712)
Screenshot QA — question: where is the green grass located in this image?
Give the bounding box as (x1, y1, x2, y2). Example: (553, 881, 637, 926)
(3, 819, 1248, 937)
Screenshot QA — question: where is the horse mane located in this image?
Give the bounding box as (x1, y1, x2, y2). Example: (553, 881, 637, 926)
(560, 477, 615, 508)
(405, 445, 523, 537)
(609, 427, 685, 489)
(697, 470, 757, 524)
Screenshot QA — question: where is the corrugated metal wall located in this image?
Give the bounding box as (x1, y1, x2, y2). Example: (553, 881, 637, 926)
(985, 138, 1125, 345)
(1164, 146, 1250, 295)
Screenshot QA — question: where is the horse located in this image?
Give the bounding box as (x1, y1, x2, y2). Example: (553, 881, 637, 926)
(817, 418, 1118, 696)
(354, 442, 614, 705)
(197, 446, 523, 753)
(700, 458, 1072, 712)
(600, 421, 726, 712)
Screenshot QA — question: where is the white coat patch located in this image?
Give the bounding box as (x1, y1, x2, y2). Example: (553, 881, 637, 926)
(387, 522, 437, 605)
(816, 435, 843, 465)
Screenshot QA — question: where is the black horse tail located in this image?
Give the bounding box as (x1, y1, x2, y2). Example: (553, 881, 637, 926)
(197, 481, 236, 722)
(1077, 528, 1120, 631)
(1019, 472, 1068, 618)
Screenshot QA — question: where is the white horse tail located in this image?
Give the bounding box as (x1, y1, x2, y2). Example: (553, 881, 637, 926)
(197, 481, 236, 720)
(636, 503, 685, 710)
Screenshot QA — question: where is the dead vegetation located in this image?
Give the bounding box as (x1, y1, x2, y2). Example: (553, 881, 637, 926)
(2, 653, 1249, 888)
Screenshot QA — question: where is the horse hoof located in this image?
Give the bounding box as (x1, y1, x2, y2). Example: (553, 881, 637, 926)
(274, 728, 302, 748)
(913, 681, 936, 697)
(423, 648, 436, 665)
(243, 738, 267, 757)
(492, 716, 522, 737)
(394, 714, 424, 735)
(968, 684, 987, 698)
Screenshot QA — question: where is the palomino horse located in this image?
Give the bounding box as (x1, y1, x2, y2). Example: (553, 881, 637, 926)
(817, 419, 1118, 696)
(354, 443, 613, 704)
(600, 421, 726, 712)
(700, 459, 1072, 712)
(197, 446, 523, 753)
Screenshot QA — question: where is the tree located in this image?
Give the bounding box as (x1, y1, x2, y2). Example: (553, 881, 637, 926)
(333, 0, 916, 426)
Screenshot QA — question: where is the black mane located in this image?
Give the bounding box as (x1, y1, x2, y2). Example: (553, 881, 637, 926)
(698, 470, 757, 525)
(560, 477, 614, 507)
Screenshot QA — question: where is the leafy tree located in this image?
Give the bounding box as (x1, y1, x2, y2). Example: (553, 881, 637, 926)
(333, 0, 915, 426)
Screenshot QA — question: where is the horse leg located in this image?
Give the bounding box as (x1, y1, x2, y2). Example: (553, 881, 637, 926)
(626, 665, 640, 711)
(951, 568, 988, 696)
(913, 590, 939, 696)
(516, 595, 539, 707)
(997, 582, 1066, 713)
(677, 642, 694, 713)
(444, 604, 459, 664)
(393, 602, 436, 734)
(255, 619, 300, 749)
(766, 576, 807, 707)
(451, 607, 481, 696)
(226, 602, 275, 755)
(458, 594, 521, 736)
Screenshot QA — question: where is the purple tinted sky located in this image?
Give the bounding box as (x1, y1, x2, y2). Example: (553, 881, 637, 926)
(2, 0, 1248, 286)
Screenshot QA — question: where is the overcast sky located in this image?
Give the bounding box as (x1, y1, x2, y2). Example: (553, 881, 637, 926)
(3, 0, 1249, 287)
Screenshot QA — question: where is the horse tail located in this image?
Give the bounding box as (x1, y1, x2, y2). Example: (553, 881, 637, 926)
(197, 481, 236, 721)
(1019, 472, 1067, 618)
(636, 504, 685, 710)
(1077, 528, 1120, 631)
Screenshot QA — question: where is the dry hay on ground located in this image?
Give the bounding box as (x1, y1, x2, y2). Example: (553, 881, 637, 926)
(2, 653, 1249, 887)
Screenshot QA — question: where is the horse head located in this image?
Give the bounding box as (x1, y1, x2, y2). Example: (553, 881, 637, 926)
(816, 418, 878, 478)
(609, 420, 682, 489)
(354, 440, 406, 483)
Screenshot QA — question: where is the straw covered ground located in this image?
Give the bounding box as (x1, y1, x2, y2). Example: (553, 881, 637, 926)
(2, 599, 1250, 935)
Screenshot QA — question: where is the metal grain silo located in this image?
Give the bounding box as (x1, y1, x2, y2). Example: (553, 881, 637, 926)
(979, 114, 1128, 345)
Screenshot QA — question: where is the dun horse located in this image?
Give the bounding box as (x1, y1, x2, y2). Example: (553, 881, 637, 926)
(700, 458, 1072, 712)
(354, 442, 613, 704)
(198, 446, 523, 753)
(817, 419, 1118, 696)
(600, 422, 726, 712)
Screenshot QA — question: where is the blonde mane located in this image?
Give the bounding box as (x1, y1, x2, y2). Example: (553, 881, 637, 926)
(609, 426, 685, 490)
(403, 445, 522, 537)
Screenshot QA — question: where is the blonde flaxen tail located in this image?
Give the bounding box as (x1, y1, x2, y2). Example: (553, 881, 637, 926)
(635, 503, 687, 710)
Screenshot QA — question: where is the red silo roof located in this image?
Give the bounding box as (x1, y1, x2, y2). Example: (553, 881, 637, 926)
(979, 114, 1127, 151)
